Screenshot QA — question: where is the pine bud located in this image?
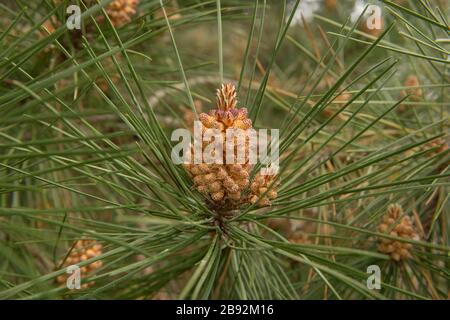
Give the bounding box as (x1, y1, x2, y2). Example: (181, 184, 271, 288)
(185, 83, 253, 205)
(184, 84, 280, 208)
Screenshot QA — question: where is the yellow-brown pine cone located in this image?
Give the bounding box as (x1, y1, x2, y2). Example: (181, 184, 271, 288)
(92, 0, 139, 27)
(377, 204, 419, 261)
(56, 239, 103, 288)
(184, 84, 253, 205)
(248, 173, 279, 207)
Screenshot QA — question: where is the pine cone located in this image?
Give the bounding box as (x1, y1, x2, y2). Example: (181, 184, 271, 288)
(56, 239, 103, 289)
(377, 204, 419, 261)
(184, 84, 252, 205)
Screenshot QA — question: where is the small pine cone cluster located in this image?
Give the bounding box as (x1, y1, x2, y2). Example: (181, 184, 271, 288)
(56, 239, 103, 289)
(185, 84, 252, 205)
(184, 83, 278, 207)
(249, 173, 278, 207)
(97, 0, 139, 27)
(377, 204, 420, 261)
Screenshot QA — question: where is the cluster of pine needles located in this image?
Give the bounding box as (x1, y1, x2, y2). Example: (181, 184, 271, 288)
(0, 0, 449, 299)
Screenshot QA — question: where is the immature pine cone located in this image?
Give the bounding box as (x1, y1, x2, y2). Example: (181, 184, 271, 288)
(185, 84, 279, 207)
(184, 84, 253, 205)
(56, 239, 103, 289)
(377, 204, 419, 261)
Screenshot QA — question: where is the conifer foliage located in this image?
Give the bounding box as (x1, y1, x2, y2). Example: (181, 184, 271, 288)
(0, 0, 448, 300)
